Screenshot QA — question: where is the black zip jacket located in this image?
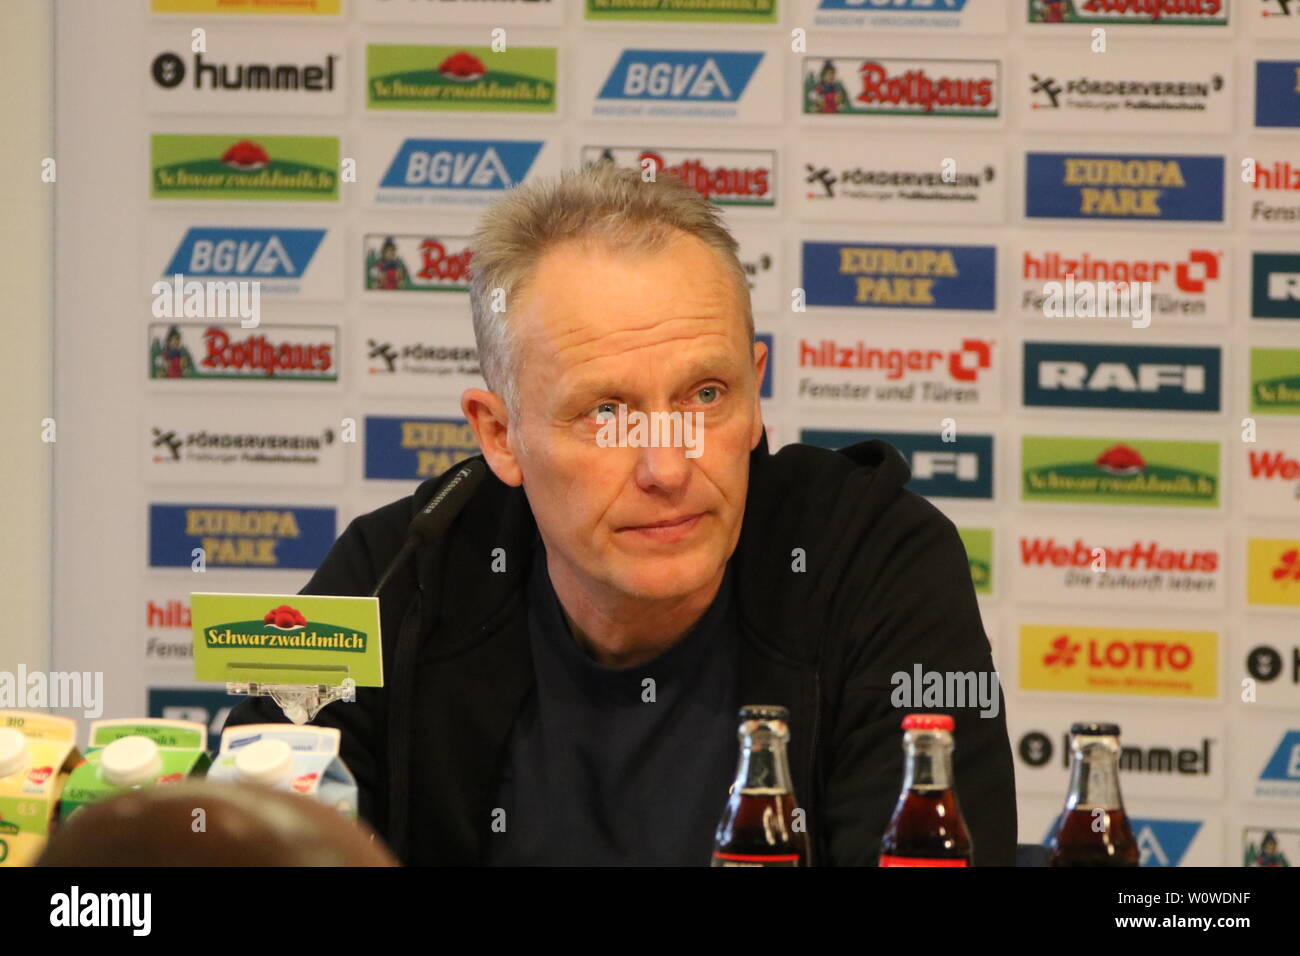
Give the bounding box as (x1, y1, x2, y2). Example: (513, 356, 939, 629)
(224, 434, 1018, 865)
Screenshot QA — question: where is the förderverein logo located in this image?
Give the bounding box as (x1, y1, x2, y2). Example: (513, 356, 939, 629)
(366, 45, 557, 112)
(151, 135, 338, 201)
(1021, 436, 1220, 507)
(803, 56, 1000, 117)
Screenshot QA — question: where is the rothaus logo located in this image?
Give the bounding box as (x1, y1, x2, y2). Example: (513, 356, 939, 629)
(163, 228, 325, 279)
(151, 51, 339, 92)
(1023, 343, 1222, 412)
(1017, 730, 1214, 775)
(598, 50, 763, 102)
(379, 139, 542, 191)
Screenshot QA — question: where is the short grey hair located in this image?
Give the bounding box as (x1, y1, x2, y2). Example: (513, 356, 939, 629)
(467, 161, 754, 418)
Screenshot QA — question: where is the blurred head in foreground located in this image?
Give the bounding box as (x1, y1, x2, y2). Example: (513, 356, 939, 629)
(37, 780, 397, 866)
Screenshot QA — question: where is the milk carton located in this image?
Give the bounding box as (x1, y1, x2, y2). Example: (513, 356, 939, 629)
(0, 711, 81, 866)
(59, 718, 211, 821)
(208, 724, 358, 819)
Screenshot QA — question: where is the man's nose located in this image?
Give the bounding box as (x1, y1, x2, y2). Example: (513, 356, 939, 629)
(633, 440, 692, 493)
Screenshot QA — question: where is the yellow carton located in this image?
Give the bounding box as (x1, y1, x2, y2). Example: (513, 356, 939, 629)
(0, 710, 81, 866)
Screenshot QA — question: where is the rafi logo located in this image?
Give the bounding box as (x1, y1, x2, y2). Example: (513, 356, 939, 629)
(1027, 0, 1229, 25)
(1250, 347, 1300, 414)
(163, 228, 325, 280)
(598, 50, 763, 102)
(1251, 253, 1300, 319)
(1025, 152, 1225, 222)
(801, 241, 996, 310)
(1023, 343, 1222, 412)
(1255, 730, 1300, 799)
(1255, 60, 1300, 127)
(1019, 625, 1219, 698)
(148, 504, 336, 570)
(1021, 436, 1221, 507)
(364, 234, 473, 292)
(364, 416, 480, 480)
(582, 147, 776, 207)
(378, 139, 543, 192)
(803, 57, 999, 117)
(1247, 539, 1300, 607)
(800, 429, 995, 500)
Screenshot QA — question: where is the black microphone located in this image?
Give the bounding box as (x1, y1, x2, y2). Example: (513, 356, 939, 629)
(370, 457, 489, 598)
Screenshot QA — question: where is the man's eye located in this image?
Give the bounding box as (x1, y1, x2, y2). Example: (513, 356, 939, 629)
(697, 386, 721, 404)
(593, 402, 618, 421)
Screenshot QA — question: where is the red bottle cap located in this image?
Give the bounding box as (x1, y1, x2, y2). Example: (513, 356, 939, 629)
(901, 714, 954, 731)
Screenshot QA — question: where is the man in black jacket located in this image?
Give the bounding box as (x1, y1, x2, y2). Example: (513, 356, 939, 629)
(225, 162, 1016, 865)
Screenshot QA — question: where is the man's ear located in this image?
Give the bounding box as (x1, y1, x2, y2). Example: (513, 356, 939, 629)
(461, 388, 523, 487)
(750, 338, 769, 450)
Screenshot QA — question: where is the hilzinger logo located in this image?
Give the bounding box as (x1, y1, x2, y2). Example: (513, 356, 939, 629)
(595, 404, 704, 459)
(799, 338, 993, 381)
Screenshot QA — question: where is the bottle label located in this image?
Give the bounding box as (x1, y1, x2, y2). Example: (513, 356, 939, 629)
(712, 852, 800, 867)
(879, 855, 969, 867)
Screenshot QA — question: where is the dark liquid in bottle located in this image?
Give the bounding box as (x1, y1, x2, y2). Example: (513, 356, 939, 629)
(1047, 807, 1139, 867)
(712, 791, 807, 867)
(880, 789, 972, 865)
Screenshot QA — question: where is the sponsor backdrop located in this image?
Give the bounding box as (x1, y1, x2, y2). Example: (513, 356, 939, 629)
(50, 0, 1300, 866)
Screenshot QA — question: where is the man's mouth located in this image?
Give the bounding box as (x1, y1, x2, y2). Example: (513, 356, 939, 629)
(618, 512, 706, 543)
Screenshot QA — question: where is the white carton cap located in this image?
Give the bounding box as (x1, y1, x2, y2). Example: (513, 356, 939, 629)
(100, 735, 163, 787)
(233, 738, 294, 787)
(0, 728, 29, 779)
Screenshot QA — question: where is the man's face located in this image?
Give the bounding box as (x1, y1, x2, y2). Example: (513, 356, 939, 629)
(505, 231, 765, 604)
